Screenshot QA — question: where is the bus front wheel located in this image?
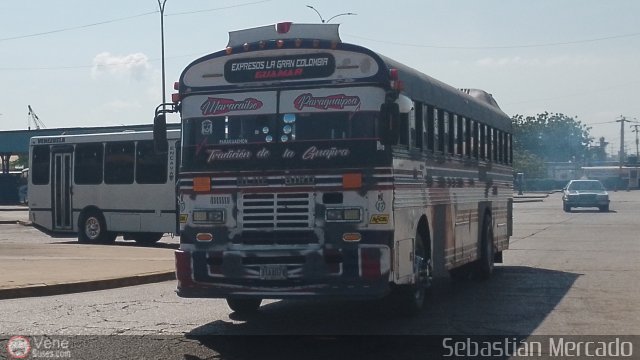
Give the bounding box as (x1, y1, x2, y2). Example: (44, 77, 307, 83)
(133, 233, 164, 246)
(226, 298, 262, 315)
(78, 210, 116, 244)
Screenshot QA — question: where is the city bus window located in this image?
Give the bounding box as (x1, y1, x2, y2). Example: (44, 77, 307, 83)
(293, 112, 375, 141)
(480, 124, 486, 160)
(105, 141, 135, 184)
(136, 140, 168, 184)
(74, 143, 103, 185)
(31, 145, 50, 185)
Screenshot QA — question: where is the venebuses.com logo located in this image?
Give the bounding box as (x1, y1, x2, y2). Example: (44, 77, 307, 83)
(6, 336, 31, 359)
(5, 335, 71, 359)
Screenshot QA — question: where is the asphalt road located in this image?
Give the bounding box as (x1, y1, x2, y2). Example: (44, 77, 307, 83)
(1, 191, 639, 358)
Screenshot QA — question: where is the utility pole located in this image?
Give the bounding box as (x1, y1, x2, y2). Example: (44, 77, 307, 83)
(632, 124, 640, 160)
(158, 0, 168, 112)
(616, 116, 632, 190)
(616, 116, 631, 165)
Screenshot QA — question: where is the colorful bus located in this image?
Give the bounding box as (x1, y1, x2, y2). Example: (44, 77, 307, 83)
(154, 22, 513, 314)
(28, 130, 180, 244)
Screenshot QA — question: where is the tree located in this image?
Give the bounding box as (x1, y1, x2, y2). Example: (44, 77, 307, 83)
(512, 112, 593, 164)
(513, 149, 547, 179)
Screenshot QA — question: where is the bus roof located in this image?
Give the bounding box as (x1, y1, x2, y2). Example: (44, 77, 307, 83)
(30, 129, 180, 146)
(181, 22, 512, 132)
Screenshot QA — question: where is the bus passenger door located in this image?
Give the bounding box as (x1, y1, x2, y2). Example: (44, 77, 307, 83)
(52, 151, 73, 231)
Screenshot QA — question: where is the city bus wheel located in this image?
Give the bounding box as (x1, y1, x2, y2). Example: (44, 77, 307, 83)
(475, 214, 494, 280)
(393, 233, 430, 316)
(226, 298, 262, 315)
(133, 232, 164, 246)
(78, 210, 110, 244)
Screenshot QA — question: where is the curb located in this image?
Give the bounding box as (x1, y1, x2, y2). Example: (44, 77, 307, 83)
(513, 199, 544, 203)
(0, 220, 32, 225)
(0, 271, 176, 300)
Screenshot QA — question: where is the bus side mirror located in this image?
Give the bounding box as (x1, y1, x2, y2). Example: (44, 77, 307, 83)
(379, 103, 400, 146)
(153, 113, 168, 153)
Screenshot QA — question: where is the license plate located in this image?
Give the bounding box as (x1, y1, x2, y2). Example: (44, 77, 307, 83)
(260, 265, 287, 280)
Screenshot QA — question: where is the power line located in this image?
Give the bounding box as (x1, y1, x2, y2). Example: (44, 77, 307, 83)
(344, 31, 640, 50)
(0, 1, 272, 43)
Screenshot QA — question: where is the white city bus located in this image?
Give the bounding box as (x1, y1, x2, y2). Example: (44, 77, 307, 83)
(154, 22, 513, 314)
(28, 130, 180, 244)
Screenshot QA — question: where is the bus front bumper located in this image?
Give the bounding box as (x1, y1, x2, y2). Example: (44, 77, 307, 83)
(174, 247, 392, 300)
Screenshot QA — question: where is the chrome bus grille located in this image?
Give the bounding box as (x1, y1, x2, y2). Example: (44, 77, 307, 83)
(239, 193, 314, 230)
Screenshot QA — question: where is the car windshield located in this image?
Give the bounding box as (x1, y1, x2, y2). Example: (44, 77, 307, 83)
(568, 181, 605, 191)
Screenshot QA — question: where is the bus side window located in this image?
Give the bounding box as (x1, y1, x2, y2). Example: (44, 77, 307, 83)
(31, 145, 50, 185)
(105, 141, 135, 184)
(414, 102, 423, 149)
(398, 112, 409, 146)
(74, 143, 103, 185)
(136, 140, 168, 184)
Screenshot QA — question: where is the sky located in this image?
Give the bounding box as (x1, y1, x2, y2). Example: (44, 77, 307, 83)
(1, 0, 639, 156)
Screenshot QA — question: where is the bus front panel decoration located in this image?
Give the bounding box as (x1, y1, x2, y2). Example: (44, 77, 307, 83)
(154, 22, 513, 315)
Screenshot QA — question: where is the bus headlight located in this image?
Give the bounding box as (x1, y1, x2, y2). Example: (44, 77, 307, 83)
(325, 207, 362, 222)
(192, 209, 225, 224)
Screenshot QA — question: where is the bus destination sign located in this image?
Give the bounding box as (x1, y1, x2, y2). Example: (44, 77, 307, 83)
(225, 53, 335, 83)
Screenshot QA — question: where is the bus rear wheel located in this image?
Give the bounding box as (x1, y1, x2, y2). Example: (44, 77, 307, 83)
(133, 232, 164, 246)
(392, 232, 431, 316)
(226, 298, 262, 315)
(78, 210, 116, 244)
(475, 214, 494, 280)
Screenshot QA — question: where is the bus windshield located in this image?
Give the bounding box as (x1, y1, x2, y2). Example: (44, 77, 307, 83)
(181, 110, 381, 171)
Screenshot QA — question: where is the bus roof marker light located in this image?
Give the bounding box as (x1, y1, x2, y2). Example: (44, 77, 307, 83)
(225, 47, 233, 55)
(243, 42, 250, 51)
(277, 39, 284, 48)
(295, 38, 302, 47)
(171, 93, 181, 103)
(173, 81, 180, 90)
(276, 22, 292, 34)
(259, 40, 266, 49)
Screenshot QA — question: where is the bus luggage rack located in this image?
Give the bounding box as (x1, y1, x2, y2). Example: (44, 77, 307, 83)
(231, 231, 319, 245)
(239, 193, 314, 230)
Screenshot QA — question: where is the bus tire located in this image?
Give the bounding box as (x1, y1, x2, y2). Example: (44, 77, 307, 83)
(226, 298, 262, 315)
(133, 232, 164, 245)
(475, 214, 494, 280)
(78, 210, 113, 244)
(392, 232, 431, 316)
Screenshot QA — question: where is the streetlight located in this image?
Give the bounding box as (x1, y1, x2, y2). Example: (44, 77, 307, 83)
(306, 5, 356, 23)
(158, 0, 167, 111)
